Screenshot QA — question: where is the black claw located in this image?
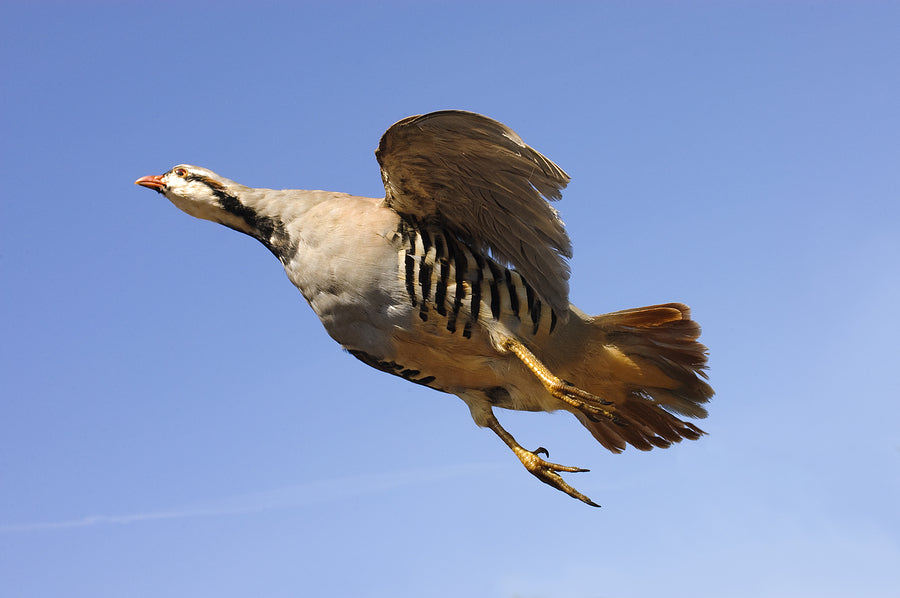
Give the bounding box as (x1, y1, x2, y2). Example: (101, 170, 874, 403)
(533, 446, 549, 457)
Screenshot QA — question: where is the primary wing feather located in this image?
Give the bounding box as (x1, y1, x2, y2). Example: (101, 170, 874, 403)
(375, 110, 573, 312)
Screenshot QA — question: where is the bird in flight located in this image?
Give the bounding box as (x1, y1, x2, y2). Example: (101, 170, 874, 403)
(135, 110, 713, 506)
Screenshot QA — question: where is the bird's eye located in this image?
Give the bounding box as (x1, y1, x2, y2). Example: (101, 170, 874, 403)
(174, 168, 187, 177)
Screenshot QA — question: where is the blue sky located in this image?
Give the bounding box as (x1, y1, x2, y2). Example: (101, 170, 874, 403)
(2, 2, 898, 596)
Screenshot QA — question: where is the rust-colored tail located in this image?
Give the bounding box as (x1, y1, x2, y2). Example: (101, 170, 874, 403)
(564, 303, 714, 453)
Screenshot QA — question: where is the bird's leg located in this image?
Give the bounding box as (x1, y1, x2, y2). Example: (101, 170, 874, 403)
(501, 338, 621, 423)
(484, 412, 599, 507)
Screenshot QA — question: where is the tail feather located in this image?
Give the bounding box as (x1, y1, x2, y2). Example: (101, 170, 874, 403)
(563, 302, 713, 453)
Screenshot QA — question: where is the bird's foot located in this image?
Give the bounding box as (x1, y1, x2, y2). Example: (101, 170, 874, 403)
(512, 446, 599, 507)
(550, 380, 621, 423)
(501, 338, 620, 424)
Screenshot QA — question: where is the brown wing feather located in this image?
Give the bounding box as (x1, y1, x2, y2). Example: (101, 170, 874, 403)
(375, 110, 573, 312)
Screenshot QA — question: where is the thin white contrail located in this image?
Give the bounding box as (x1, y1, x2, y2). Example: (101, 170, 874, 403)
(0, 462, 499, 533)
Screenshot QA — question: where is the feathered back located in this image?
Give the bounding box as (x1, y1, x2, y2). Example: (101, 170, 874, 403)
(376, 110, 573, 312)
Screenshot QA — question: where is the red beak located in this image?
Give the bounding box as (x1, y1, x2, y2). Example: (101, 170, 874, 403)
(134, 174, 166, 192)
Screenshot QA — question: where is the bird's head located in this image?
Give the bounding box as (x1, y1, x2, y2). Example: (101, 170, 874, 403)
(135, 164, 246, 226)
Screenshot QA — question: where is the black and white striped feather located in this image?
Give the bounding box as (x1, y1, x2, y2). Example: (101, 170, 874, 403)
(376, 110, 572, 313)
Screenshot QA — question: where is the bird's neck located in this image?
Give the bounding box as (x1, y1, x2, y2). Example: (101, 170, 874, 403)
(201, 184, 326, 263)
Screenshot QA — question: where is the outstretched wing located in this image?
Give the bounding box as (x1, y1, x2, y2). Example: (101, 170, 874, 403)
(375, 110, 573, 312)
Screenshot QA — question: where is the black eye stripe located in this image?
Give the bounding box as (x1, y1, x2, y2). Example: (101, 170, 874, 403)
(170, 170, 296, 261)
